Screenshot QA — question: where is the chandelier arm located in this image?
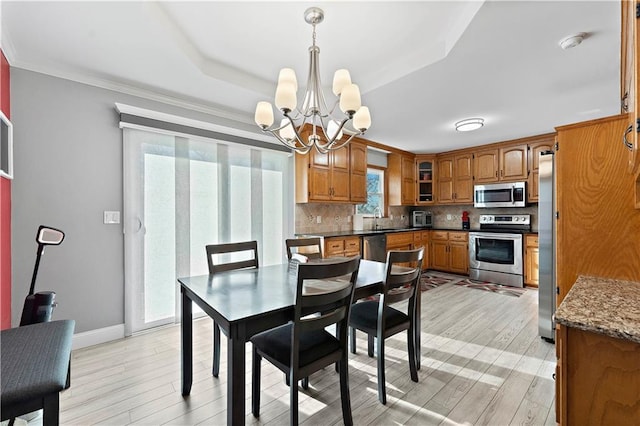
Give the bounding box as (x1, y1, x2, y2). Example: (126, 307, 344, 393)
(318, 132, 360, 152)
(284, 112, 314, 150)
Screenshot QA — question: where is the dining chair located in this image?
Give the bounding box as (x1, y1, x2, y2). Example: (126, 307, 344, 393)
(348, 247, 424, 405)
(250, 256, 361, 426)
(285, 237, 323, 261)
(205, 240, 259, 377)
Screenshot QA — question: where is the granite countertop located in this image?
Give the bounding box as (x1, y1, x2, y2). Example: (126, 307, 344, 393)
(555, 275, 640, 344)
(296, 228, 537, 238)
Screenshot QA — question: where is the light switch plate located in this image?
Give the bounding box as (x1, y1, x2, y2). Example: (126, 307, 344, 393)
(104, 211, 121, 224)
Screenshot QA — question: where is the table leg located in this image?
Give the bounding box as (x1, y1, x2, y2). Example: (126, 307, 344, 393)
(227, 329, 246, 426)
(181, 289, 193, 395)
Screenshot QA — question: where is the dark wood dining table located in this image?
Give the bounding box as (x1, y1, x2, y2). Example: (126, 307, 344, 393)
(178, 259, 421, 426)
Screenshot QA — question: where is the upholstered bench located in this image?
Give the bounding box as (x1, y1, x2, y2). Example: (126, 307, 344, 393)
(1, 320, 75, 426)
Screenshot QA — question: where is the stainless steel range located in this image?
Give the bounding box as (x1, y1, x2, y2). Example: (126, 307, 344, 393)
(469, 214, 531, 288)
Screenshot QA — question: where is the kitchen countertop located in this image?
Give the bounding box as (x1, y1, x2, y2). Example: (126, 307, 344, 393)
(555, 275, 640, 344)
(295, 228, 536, 238)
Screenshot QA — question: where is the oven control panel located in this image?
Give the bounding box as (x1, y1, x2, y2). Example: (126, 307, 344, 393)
(479, 214, 530, 225)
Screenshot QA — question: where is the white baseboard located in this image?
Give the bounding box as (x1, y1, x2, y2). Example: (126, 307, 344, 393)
(72, 323, 125, 350)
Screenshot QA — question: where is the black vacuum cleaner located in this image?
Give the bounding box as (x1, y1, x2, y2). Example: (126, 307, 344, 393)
(19, 225, 65, 326)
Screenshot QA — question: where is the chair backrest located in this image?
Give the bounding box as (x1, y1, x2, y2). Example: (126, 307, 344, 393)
(292, 256, 361, 346)
(381, 248, 424, 307)
(285, 237, 323, 261)
(205, 241, 259, 274)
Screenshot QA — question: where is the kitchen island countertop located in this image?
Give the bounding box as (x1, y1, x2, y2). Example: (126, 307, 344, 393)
(555, 275, 640, 344)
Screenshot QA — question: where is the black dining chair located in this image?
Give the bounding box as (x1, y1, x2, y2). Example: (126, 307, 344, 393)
(348, 247, 424, 405)
(250, 256, 361, 426)
(205, 240, 259, 377)
(285, 237, 323, 261)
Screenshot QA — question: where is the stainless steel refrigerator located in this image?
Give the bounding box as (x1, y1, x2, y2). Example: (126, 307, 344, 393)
(538, 151, 556, 342)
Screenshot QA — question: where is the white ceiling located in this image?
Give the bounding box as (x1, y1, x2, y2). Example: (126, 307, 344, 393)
(1, 1, 621, 153)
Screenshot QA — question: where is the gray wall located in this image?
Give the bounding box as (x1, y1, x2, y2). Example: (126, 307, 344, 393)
(10, 69, 260, 332)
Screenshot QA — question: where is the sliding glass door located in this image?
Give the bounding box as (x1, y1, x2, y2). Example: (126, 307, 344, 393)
(123, 128, 293, 334)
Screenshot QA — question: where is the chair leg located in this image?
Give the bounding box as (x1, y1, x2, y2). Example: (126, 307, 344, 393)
(212, 322, 221, 377)
(408, 329, 418, 382)
(290, 372, 299, 425)
(302, 376, 309, 390)
(339, 355, 353, 426)
(376, 332, 386, 405)
(367, 334, 375, 357)
(349, 327, 356, 354)
(252, 347, 261, 417)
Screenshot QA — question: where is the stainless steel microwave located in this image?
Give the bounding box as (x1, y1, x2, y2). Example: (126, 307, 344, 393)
(474, 182, 526, 208)
(412, 211, 433, 228)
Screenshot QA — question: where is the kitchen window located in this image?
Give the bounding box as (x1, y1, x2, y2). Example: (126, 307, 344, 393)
(356, 167, 385, 216)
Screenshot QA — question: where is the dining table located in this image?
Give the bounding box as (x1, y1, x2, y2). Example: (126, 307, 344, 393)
(178, 258, 422, 426)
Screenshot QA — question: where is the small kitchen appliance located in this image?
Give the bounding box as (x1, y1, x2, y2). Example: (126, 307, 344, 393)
(412, 211, 433, 228)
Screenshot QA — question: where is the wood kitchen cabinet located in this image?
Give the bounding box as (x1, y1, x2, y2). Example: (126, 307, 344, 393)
(415, 155, 436, 205)
(388, 153, 416, 206)
(295, 135, 366, 203)
(430, 231, 468, 274)
(524, 234, 539, 287)
(555, 324, 640, 425)
(527, 135, 555, 203)
(473, 144, 528, 184)
(386, 231, 414, 251)
(324, 236, 361, 258)
(413, 231, 430, 270)
(436, 152, 473, 204)
(349, 141, 367, 203)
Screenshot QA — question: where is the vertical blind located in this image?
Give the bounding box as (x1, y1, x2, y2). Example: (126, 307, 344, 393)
(122, 125, 293, 333)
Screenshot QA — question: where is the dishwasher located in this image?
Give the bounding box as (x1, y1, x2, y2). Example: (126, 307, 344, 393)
(363, 234, 387, 262)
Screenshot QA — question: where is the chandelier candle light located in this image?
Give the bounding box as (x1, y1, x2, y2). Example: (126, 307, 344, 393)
(254, 7, 372, 154)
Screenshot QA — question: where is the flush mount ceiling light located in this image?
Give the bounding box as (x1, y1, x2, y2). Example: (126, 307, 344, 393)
(559, 32, 586, 50)
(254, 7, 371, 154)
(455, 118, 484, 132)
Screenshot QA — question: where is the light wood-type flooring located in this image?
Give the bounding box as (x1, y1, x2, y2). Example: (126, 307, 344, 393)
(56, 280, 555, 425)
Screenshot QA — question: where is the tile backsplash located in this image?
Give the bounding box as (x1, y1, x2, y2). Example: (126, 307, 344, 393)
(295, 204, 412, 234)
(295, 203, 538, 234)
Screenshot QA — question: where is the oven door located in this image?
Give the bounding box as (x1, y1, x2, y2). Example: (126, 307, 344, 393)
(469, 232, 523, 275)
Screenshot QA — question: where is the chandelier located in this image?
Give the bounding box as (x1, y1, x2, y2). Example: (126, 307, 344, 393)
(254, 7, 371, 154)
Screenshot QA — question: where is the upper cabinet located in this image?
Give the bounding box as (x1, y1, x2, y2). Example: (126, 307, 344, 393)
(295, 134, 366, 203)
(527, 135, 556, 203)
(349, 142, 367, 203)
(389, 153, 416, 205)
(415, 155, 436, 205)
(473, 144, 528, 184)
(436, 152, 473, 204)
(621, 0, 640, 208)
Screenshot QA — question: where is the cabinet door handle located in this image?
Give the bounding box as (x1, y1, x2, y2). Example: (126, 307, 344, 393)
(495, 170, 498, 178)
(624, 124, 634, 150)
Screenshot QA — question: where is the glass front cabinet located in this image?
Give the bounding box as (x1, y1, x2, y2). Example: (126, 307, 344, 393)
(416, 155, 436, 205)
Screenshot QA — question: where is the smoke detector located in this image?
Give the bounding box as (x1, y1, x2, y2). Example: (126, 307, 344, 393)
(559, 33, 586, 50)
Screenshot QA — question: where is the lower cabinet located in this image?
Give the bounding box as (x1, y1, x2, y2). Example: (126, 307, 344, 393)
(413, 231, 430, 270)
(386, 231, 414, 251)
(524, 234, 539, 287)
(556, 324, 640, 425)
(324, 236, 361, 258)
(430, 231, 468, 275)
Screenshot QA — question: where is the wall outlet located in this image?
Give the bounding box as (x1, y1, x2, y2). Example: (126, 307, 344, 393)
(103, 211, 121, 224)
(447, 214, 452, 220)
(347, 216, 351, 223)
(390, 214, 394, 220)
(335, 215, 340, 222)
(317, 216, 322, 224)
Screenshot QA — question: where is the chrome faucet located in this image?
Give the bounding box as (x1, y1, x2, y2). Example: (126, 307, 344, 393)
(373, 206, 382, 230)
